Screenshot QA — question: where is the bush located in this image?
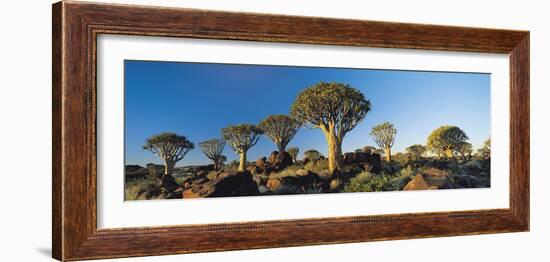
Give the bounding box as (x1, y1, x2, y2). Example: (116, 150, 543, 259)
(270, 164, 302, 179)
(124, 175, 160, 200)
(304, 159, 328, 173)
(207, 170, 218, 180)
(343, 171, 396, 192)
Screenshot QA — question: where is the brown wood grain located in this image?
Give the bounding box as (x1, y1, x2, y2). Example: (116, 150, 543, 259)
(52, 1, 530, 261)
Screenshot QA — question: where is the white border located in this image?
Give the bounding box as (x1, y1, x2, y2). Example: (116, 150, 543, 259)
(97, 34, 509, 229)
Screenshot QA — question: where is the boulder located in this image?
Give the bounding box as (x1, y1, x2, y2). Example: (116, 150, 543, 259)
(330, 178, 343, 190)
(422, 168, 453, 189)
(262, 165, 275, 176)
(253, 175, 268, 187)
(247, 165, 263, 175)
(268, 151, 279, 165)
(274, 151, 293, 170)
(277, 170, 326, 193)
(266, 178, 282, 191)
(195, 169, 209, 178)
(160, 174, 179, 192)
(403, 174, 430, 190)
(182, 170, 260, 198)
(341, 152, 382, 174)
(256, 156, 267, 168)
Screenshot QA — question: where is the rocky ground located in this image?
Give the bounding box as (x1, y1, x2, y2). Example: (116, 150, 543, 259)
(124, 151, 490, 201)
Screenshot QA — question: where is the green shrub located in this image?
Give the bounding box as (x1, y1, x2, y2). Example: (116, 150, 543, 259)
(343, 171, 396, 192)
(304, 159, 328, 173)
(207, 170, 219, 180)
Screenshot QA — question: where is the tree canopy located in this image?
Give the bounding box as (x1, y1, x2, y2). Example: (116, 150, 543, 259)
(370, 122, 397, 161)
(259, 115, 301, 152)
(290, 82, 370, 138)
(427, 126, 469, 158)
(199, 138, 226, 170)
(456, 142, 473, 159)
(406, 144, 427, 160)
(359, 146, 378, 154)
(304, 149, 322, 162)
(143, 132, 194, 175)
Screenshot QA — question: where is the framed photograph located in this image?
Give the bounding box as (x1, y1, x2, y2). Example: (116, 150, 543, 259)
(52, 1, 529, 261)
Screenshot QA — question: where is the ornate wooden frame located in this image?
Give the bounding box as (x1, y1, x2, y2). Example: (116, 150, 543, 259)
(52, 1, 529, 261)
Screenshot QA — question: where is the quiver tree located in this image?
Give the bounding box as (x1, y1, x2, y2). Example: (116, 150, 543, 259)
(427, 125, 469, 158)
(199, 138, 226, 171)
(143, 132, 194, 176)
(259, 115, 301, 152)
(291, 82, 370, 175)
(287, 147, 299, 163)
(406, 144, 427, 160)
(222, 124, 263, 171)
(370, 122, 397, 162)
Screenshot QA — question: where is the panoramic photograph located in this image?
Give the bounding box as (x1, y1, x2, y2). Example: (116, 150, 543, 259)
(124, 60, 491, 201)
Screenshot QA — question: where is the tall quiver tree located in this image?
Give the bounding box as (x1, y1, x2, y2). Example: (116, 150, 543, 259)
(143, 132, 194, 176)
(291, 82, 370, 175)
(370, 122, 397, 162)
(199, 138, 226, 171)
(259, 115, 301, 152)
(222, 124, 263, 171)
(427, 125, 469, 158)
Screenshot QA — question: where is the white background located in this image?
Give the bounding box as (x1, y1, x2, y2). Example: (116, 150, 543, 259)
(98, 35, 509, 228)
(0, 0, 547, 261)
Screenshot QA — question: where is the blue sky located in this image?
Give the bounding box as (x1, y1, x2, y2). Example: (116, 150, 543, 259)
(125, 60, 490, 167)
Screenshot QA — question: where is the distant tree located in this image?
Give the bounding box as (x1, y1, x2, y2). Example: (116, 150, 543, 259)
(304, 149, 322, 162)
(393, 152, 411, 166)
(477, 138, 491, 159)
(199, 138, 226, 171)
(143, 132, 194, 176)
(259, 115, 301, 152)
(456, 142, 473, 159)
(287, 147, 299, 163)
(291, 82, 370, 174)
(222, 124, 263, 171)
(406, 144, 427, 160)
(427, 126, 469, 158)
(370, 122, 397, 162)
(373, 148, 385, 156)
(358, 145, 378, 154)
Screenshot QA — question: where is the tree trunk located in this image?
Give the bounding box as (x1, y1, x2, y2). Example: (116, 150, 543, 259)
(164, 160, 175, 175)
(385, 147, 391, 162)
(326, 132, 343, 175)
(277, 143, 285, 153)
(238, 152, 247, 171)
(213, 160, 219, 171)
